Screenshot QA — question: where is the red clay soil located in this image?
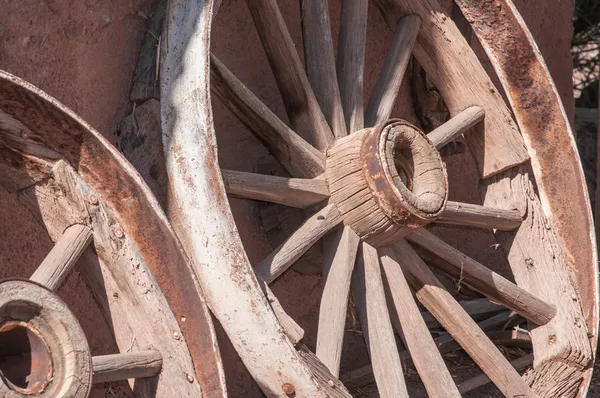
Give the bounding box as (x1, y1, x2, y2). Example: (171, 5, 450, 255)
(0, 0, 577, 396)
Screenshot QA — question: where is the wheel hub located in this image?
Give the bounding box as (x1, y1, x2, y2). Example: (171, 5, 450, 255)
(326, 120, 448, 247)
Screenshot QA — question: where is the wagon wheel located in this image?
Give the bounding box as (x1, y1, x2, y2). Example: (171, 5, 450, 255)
(0, 72, 226, 397)
(158, 0, 596, 397)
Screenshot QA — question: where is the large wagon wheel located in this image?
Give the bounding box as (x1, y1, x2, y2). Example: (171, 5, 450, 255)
(0, 72, 227, 397)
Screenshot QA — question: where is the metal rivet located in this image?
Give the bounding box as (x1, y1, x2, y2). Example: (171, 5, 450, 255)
(282, 383, 295, 395)
(186, 373, 194, 383)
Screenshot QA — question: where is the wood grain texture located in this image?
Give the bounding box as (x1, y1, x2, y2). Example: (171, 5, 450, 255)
(379, 246, 460, 397)
(245, 0, 334, 149)
(221, 169, 329, 208)
(92, 351, 163, 383)
(337, 0, 368, 133)
(352, 242, 408, 398)
(254, 204, 342, 283)
(210, 54, 326, 178)
(365, 15, 420, 127)
(301, 0, 347, 138)
(296, 344, 353, 398)
(457, 354, 534, 395)
(437, 200, 523, 231)
(30, 224, 92, 291)
(406, 228, 555, 325)
(316, 225, 360, 376)
(427, 106, 484, 149)
(373, 0, 529, 178)
(391, 239, 534, 397)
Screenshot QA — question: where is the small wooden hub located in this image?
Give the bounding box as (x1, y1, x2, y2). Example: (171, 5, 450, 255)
(326, 120, 448, 247)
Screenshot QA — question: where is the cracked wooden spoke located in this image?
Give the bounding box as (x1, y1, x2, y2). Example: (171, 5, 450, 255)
(458, 354, 534, 395)
(407, 228, 556, 325)
(260, 282, 304, 345)
(254, 204, 342, 283)
(245, 0, 334, 149)
(391, 239, 534, 397)
(210, 54, 325, 178)
(365, 15, 421, 127)
(379, 246, 460, 397)
(427, 106, 485, 149)
(221, 169, 329, 208)
(337, 0, 368, 133)
(438, 200, 523, 231)
(92, 350, 162, 383)
(316, 226, 360, 376)
(30, 224, 92, 291)
(301, 0, 347, 138)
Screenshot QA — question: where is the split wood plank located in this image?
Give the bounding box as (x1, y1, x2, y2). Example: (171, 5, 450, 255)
(407, 228, 556, 325)
(458, 354, 534, 395)
(245, 0, 334, 150)
(316, 225, 360, 376)
(210, 54, 326, 178)
(373, 0, 529, 178)
(437, 200, 523, 231)
(379, 246, 460, 397)
(427, 106, 484, 149)
(30, 224, 92, 291)
(365, 15, 421, 127)
(92, 351, 163, 384)
(391, 239, 534, 397)
(337, 0, 368, 133)
(301, 0, 347, 138)
(254, 204, 342, 283)
(221, 169, 329, 208)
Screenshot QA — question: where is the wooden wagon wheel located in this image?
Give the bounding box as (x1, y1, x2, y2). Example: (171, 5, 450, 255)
(0, 71, 227, 397)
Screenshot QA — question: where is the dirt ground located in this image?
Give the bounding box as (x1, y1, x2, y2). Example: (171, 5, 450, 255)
(0, 0, 583, 396)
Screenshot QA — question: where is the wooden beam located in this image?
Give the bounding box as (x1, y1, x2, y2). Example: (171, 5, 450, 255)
(337, 0, 368, 133)
(437, 200, 523, 231)
(92, 350, 162, 383)
(407, 228, 556, 325)
(380, 246, 460, 397)
(221, 169, 329, 208)
(210, 54, 326, 178)
(245, 0, 334, 149)
(30, 224, 92, 291)
(458, 354, 534, 395)
(427, 106, 484, 149)
(365, 15, 421, 127)
(254, 204, 342, 283)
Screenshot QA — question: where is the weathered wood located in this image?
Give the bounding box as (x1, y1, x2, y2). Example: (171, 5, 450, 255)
(365, 15, 420, 127)
(301, 0, 347, 138)
(221, 169, 329, 208)
(316, 225, 360, 376)
(210, 54, 326, 178)
(254, 204, 342, 283)
(391, 239, 534, 397)
(437, 200, 523, 231)
(427, 106, 484, 149)
(337, 0, 368, 133)
(30, 224, 92, 291)
(261, 281, 304, 345)
(92, 351, 163, 383)
(245, 0, 334, 150)
(407, 228, 556, 325)
(296, 344, 353, 398)
(352, 242, 408, 397)
(379, 246, 460, 397)
(420, 298, 505, 329)
(458, 354, 534, 395)
(373, 0, 529, 178)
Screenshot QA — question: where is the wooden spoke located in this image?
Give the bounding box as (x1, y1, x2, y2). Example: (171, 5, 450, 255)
(379, 246, 460, 397)
(420, 298, 505, 329)
(407, 229, 556, 325)
(92, 350, 162, 383)
(30, 224, 92, 291)
(316, 226, 360, 376)
(301, 0, 347, 138)
(254, 204, 342, 283)
(337, 0, 368, 133)
(427, 106, 485, 149)
(210, 54, 325, 178)
(221, 169, 329, 208)
(458, 354, 534, 395)
(365, 15, 421, 127)
(261, 282, 304, 345)
(391, 239, 534, 397)
(353, 242, 409, 397)
(245, 0, 334, 150)
(437, 200, 523, 231)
